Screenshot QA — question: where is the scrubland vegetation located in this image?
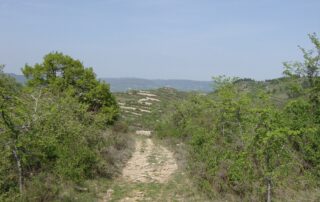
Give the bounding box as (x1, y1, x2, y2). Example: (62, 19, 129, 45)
(0, 53, 131, 201)
(1, 34, 320, 201)
(156, 34, 320, 201)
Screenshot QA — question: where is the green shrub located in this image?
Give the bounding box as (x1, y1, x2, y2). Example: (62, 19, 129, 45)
(0, 55, 126, 201)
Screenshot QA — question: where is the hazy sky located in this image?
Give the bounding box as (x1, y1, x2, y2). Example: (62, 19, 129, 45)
(1, 0, 319, 81)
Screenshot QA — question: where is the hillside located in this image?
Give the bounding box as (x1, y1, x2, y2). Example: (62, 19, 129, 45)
(114, 88, 190, 129)
(7, 73, 213, 92)
(7, 73, 26, 83)
(101, 77, 213, 92)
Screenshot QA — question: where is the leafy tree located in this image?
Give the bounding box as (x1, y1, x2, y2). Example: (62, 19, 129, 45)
(283, 33, 320, 107)
(156, 69, 318, 200)
(282, 33, 320, 175)
(22, 52, 118, 120)
(0, 58, 125, 201)
(0, 65, 26, 196)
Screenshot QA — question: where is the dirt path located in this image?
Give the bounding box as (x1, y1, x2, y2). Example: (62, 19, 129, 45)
(103, 91, 209, 201)
(102, 135, 178, 201)
(101, 133, 209, 202)
(122, 138, 178, 184)
(102, 130, 208, 202)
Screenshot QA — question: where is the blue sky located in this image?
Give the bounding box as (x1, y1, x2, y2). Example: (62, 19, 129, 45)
(1, 0, 319, 80)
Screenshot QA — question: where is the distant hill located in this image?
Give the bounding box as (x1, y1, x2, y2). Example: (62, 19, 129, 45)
(101, 78, 213, 92)
(8, 73, 27, 83)
(7, 73, 213, 92)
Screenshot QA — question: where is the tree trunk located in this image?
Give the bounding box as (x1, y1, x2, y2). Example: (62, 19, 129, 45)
(267, 178, 271, 202)
(12, 145, 23, 194)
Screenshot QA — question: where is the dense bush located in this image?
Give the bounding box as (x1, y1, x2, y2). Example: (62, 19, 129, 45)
(156, 34, 320, 201)
(0, 53, 123, 201)
(22, 52, 119, 120)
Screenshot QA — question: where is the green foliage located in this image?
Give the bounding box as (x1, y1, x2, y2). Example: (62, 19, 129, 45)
(22, 52, 118, 120)
(157, 80, 302, 200)
(283, 33, 320, 101)
(0, 55, 126, 201)
(156, 34, 320, 200)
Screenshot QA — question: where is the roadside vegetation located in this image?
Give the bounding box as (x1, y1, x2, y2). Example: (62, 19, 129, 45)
(156, 33, 320, 201)
(0, 53, 131, 201)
